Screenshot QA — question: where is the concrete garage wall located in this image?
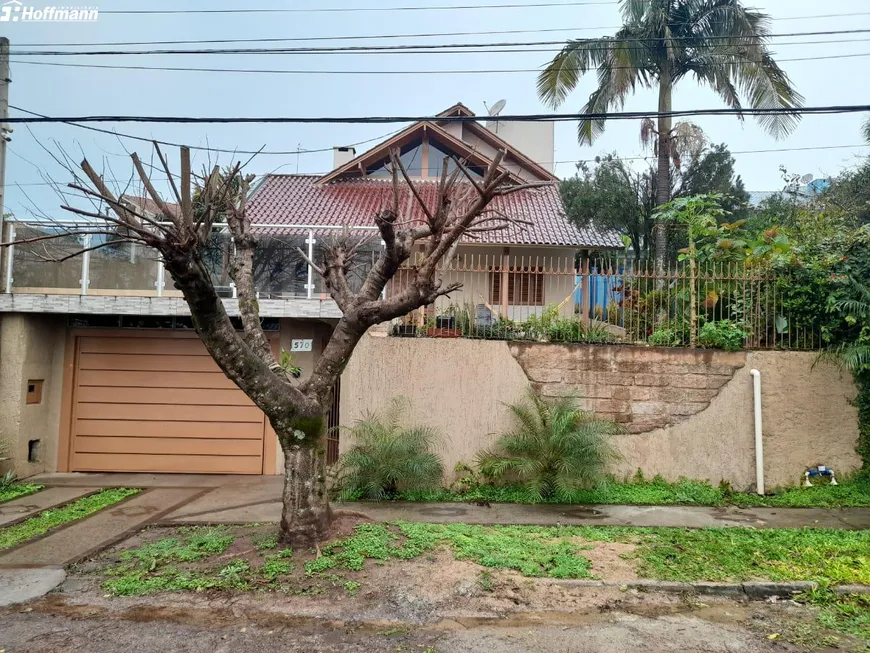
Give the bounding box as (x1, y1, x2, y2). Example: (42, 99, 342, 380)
(0, 314, 66, 478)
(340, 336, 861, 490)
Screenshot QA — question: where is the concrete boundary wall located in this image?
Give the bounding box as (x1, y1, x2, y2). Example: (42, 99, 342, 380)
(340, 335, 861, 490)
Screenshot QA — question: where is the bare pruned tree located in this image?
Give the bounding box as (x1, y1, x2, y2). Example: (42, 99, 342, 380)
(1, 144, 544, 546)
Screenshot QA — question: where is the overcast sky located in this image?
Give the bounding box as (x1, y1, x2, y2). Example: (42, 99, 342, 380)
(3, 0, 869, 222)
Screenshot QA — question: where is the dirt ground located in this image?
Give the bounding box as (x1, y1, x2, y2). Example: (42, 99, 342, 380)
(2, 524, 864, 653)
(2, 590, 856, 653)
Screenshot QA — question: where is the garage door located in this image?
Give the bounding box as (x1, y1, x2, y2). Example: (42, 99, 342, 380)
(68, 332, 270, 474)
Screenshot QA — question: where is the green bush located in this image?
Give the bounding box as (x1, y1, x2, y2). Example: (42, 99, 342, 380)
(648, 327, 681, 346)
(698, 319, 749, 351)
(476, 391, 621, 501)
(336, 399, 444, 500)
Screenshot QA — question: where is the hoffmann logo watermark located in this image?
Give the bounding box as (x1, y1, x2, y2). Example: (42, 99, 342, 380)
(0, 0, 98, 21)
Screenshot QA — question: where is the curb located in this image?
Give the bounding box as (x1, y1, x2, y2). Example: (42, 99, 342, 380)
(546, 579, 870, 597)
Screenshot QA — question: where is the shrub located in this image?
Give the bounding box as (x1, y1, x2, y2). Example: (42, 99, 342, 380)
(476, 391, 621, 500)
(336, 399, 444, 500)
(698, 319, 749, 351)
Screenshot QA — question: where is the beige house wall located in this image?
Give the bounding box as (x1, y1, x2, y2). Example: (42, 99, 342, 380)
(340, 336, 861, 490)
(484, 121, 555, 174)
(431, 244, 578, 319)
(0, 314, 66, 478)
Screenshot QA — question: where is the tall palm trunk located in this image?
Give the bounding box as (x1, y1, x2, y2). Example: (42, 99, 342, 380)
(654, 70, 673, 273)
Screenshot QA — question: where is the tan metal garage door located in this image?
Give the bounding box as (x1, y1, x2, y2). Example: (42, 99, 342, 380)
(67, 332, 270, 474)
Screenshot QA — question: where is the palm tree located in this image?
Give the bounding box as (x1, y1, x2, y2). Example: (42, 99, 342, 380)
(538, 0, 804, 267)
(863, 117, 870, 143)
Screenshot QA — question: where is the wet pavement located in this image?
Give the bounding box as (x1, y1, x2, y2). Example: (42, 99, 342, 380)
(0, 487, 99, 527)
(0, 487, 205, 567)
(28, 472, 870, 532)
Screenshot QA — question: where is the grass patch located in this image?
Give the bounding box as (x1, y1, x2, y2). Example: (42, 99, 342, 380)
(799, 587, 870, 646)
(0, 488, 139, 550)
(0, 483, 44, 503)
(101, 526, 307, 596)
(92, 522, 870, 604)
(305, 522, 870, 585)
(392, 473, 870, 508)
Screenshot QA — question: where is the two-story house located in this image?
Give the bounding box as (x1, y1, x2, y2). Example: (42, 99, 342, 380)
(0, 103, 619, 479)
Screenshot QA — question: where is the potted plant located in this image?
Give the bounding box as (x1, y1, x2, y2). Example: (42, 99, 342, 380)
(392, 314, 418, 338)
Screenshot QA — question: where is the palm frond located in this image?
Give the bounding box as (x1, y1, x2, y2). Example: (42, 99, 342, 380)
(479, 390, 622, 500)
(819, 343, 870, 374)
(336, 399, 444, 500)
(863, 116, 870, 143)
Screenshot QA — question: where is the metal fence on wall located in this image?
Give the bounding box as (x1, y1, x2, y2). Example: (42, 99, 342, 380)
(385, 255, 820, 351)
(2, 220, 819, 350)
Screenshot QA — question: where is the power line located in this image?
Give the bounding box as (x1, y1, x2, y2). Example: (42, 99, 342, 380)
(12, 51, 870, 76)
(8, 143, 867, 188)
(12, 30, 870, 56)
(6, 105, 870, 126)
(13, 12, 870, 48)
(99, 1, 620, 15)
(9, 105, 403, 156)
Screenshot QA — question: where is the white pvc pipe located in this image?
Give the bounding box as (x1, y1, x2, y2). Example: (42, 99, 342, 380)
(750, 369, 764, 496)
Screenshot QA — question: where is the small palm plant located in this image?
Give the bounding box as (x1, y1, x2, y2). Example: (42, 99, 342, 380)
(821, 276, 870, 374)
(477, 391, 621, 501)
(336, 398, 444, 500)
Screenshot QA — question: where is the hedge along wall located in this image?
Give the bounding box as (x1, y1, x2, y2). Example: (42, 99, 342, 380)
(340, 334, 862, 490)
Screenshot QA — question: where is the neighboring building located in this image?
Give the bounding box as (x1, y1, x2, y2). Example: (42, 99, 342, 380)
(0, 103, 619, 478)
(747, 178, 832, 207)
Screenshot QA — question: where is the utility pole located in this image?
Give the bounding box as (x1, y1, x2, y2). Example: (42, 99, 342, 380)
(0, 37, 10, 240)
(0, 37, 10, 294)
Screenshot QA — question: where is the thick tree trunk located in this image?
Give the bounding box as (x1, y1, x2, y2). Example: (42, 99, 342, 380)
(654, 72, 673, 273)
(279, 435, 332, 547)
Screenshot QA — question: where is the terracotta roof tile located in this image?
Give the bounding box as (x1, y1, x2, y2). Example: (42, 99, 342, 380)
(247, 175, 621, 249)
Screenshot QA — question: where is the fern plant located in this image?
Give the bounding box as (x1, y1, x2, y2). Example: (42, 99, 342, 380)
(336, 399, 444, 500)
(477, 391, 621, 501)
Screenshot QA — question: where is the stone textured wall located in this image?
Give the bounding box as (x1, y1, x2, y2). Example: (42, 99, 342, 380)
(340, 336, 861, 490)
(511, 344, 746, 433)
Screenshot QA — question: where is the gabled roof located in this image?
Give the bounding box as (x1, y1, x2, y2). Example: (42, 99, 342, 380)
(435, 103, 558, 182)
(319, 102, 558, 184)
(247, 175, 623, 249)
(317, 119, 525, 185)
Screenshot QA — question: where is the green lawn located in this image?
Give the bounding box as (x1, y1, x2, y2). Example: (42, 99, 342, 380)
(0, 483, 44, 503)
(0, 488, 140, 550)
(94, 521, 870, 646)
(308, 522, 870, 585)
(391, 474, 870, 509)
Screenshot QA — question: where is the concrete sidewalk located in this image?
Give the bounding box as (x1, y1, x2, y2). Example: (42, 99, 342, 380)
(166, 494, 870, 530)
(27, 472, 870, 531)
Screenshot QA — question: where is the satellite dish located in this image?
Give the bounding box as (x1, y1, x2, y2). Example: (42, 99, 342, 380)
(800, 173, 814, 184)
(488, 99, 507, 116)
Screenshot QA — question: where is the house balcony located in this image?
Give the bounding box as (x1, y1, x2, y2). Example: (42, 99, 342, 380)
(0, 221, 376, 319)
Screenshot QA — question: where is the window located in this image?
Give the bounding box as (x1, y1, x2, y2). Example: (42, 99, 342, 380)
(490, 267, 544, 306)
(366, 138, 424, 177)
(428, 138, 484, 178)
